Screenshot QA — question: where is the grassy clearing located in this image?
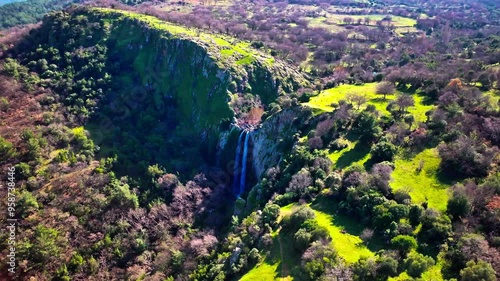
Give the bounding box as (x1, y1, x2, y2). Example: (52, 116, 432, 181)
(312, 209, 375, 263)
(241, 200, 380, 280)
(327, 14, 417, 27)
(305, 82, 433, 124)
(93, 8, 265, 66)
(391, 148, 450, 211)
(239, 224, 299, 281)
(239, 260, 283, 281)
(306, 16, 347, 32)
(306, 82, 382, 111)
(328, 140, 371, 170)
(310, 198, 383, 262)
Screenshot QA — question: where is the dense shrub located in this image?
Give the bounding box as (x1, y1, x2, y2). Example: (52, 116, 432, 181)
(438, 135, 498, 178)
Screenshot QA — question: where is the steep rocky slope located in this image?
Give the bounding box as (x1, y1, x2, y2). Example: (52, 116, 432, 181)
(14, 7, 308, 176)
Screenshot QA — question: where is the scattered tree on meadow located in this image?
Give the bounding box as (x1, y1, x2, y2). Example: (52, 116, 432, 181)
(395, 94, 415, 112)
(376, 81, 396, 100)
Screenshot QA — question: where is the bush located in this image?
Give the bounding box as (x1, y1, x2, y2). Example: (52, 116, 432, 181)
(15, 162, 31, 180)
(371, 141, 397, 162)
(294, 228, 312, 252)
(447, 194, 471, 219)
(288, 206, 315, 230)
(0, 136, 17, 162)
(262, 203, 280, 226)
(404, 252, 435, 278)
(391, 235, 417, 255)
(460, 260, 496, 281)
(438, 135, 498, 178)
(0, 97, 9, 111)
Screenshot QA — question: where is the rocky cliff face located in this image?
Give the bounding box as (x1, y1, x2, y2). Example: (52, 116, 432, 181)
(21, 7, 308, 176)
(251, 108, 303, 178)
(86, 7, 308, 133)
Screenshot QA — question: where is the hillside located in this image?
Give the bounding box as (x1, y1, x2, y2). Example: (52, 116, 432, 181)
(0, 0, 499, 280)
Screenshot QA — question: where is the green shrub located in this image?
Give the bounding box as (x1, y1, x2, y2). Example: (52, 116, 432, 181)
(404, 252, 435, 278)
(0, 136, 17, 162)
(391, 235, 417, 255)
(294, 228, 312, 252)
(460, 260, 496, 281)
(0, 97, 9, 111)
(371, 141, 397, 162)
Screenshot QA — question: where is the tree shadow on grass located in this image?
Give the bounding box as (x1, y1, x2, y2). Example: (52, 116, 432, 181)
(270, 231, 304, 280)
(370, 97, 391, 103)
(335, 141, 371, 169)
(435, 168, 458, 186)
(311, 197, 385, 253)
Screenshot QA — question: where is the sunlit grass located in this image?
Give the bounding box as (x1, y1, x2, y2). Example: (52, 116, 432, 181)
(312, 209, 375, 263)
(328, 140, 371, 170)
(305, 82, 434, 124)
(391, 148, 450, 211)
(327, 14, 417, 27)
(93, 8, 265, 65)
(239, 262, 282, 281)
(283, 202, 379, 264)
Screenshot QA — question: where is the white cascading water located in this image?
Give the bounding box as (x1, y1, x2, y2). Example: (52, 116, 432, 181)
(232, 131, 244, 195)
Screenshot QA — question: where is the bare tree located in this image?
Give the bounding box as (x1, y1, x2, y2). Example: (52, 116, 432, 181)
(376, 81, 396, 100)
(396, 95, 415, 112)
(360, 228, 374, 244)
(346, 92, 368, 110)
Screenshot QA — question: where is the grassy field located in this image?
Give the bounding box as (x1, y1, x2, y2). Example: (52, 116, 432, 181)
(328, 140, 371, 170)
(239, 204, 300, 281)
(239, 231, 297, 281)
(307, 83, 449, 210)
(311, 208, 376, 263)
(306, 82, 433, 124)
(327, 138, 451, 212)
(306, 16, 348, 32)
(391, 148, 451, 211)
(326, 14, 417, 27)
(289, 201, 380, 263)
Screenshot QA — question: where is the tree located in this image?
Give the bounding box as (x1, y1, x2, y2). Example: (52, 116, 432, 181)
(438, 135, 498, 178)
(447, 193, 471, 219)
(371, 141, 397, 162)
(404, 252, 435, 278)
(262, 203, 280, 226)
(460, 260, 496, 281)
(395, 95, 415, 112)
(353, 257, 378, 281)
(409, 205, 423, 226)
(376, 256, 398, 279)
(302, 241, 338, 280)
(289, 205, 315, 230)
(346, 92, 368, 110)
(294, 228, 312, 252)
(376, 81, 395, 99)
(360, 228, 374, 244)
(391, 235, 417, 256)
(0, 97, 9, 111)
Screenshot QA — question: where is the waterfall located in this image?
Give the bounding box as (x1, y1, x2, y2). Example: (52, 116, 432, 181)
(239, 131, 251, 196)
(232, 131, 244, 195)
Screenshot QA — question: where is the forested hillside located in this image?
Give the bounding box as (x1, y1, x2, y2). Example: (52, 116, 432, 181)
(0, 0, 499, 280)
